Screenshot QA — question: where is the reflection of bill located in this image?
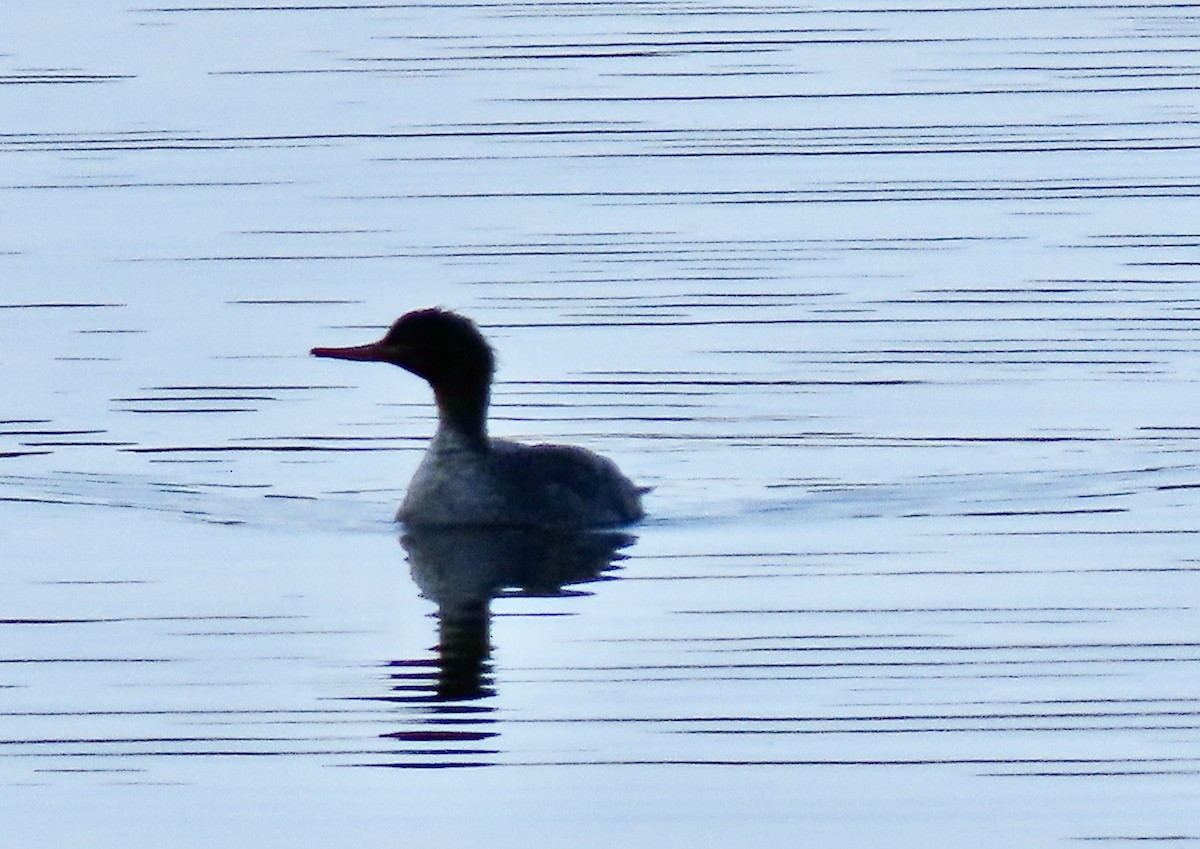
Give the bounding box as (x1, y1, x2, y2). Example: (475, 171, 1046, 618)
(403, 527, 636, 702)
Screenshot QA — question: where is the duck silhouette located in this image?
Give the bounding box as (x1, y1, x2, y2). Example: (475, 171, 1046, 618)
(313, 308, 646, 528)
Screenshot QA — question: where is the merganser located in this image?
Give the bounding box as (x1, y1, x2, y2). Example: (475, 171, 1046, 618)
(311, 308, 646, 528)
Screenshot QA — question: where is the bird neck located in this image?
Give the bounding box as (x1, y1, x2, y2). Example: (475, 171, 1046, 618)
(432, 381, 490, 450)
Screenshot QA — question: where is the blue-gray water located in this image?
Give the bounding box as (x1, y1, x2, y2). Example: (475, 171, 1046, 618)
(4, 2, 1200, 846)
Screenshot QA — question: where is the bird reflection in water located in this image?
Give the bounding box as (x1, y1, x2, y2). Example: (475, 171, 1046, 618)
(402, 526, 635, 700)
(375, 527, 635, 767)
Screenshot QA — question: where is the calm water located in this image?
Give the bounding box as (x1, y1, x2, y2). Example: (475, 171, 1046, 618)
(4, 2, 1200, 846)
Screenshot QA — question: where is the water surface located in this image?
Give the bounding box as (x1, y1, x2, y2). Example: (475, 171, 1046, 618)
(3, 2, 1200, 846)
